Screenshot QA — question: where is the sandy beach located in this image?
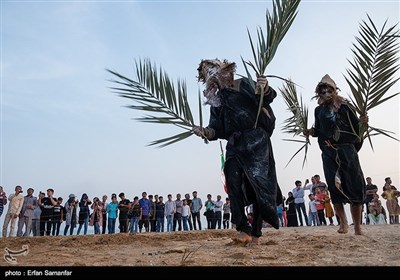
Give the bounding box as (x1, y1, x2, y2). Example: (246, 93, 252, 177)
(0, 223, 399, 269)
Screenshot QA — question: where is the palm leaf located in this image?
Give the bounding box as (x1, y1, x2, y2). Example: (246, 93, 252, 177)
(344, 14, 400, 148)
(243, 0, 301, 128)
(280, 79, 310, 168)
(106, 58, 201, 148)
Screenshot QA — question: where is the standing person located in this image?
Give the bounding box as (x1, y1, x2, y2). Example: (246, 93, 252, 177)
(64, 194, 78, 236)
(314, 188, 326, 226)
(184, 193, 193, 230)
(2, 186, 24, 237)
(101, 195, 108, 234)
(31, 192, 43, 236)
(222, 197, 231, 229)
(214, 195, 223, 229)
(148, 195, 156, 232)
(304, 74, 369, 235)
(155, 196, 165, 232)
(106, 194, 119, 234)
(129, 196, 141, 233)
(204, 194, 216, 229)
(138, 192, 150, 233)
(90, 197, 103, 234)
(308, 194, 318, 226)
(164, 194, 176, 232)
(0, 186, 7, 225)
(322, 189, 335, 226)
(313, 175, 328, 194)
(190, 191, 202, 230)
(77, 193, 92, 235)
(118, 192, 130, 233)
(193, 59, 282, 245)
(17, 187, 37, 237)
(383, 177, 397, 192)
(51, 197, 64, 236)
(292, 180, 309, 226)
(285, 192, 298, 227)
(277, 203, 284, 227)
(364, 178, 378, 224)
(173, 193, 183, 231)
(39, 188, 58, 236)
(181, 199, 191, 231)
(381, 185, 400, 224)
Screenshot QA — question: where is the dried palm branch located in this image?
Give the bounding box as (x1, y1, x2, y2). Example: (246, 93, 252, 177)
(243, 0, 301, 128)
(106, 58, 201, 148)
(280, 79, 310, 168)
(344, 14, 400, 150)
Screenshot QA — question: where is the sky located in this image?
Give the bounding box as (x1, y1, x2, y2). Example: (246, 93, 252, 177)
(1, 0, 399, 225)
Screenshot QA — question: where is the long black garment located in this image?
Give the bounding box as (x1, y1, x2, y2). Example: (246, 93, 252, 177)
(313, 103, 366, 205)
(285, 196, 298, 227)
(207, 78, 282, 234)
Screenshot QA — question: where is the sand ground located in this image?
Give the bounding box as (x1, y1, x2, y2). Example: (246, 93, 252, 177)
(0, 224, 399, 268)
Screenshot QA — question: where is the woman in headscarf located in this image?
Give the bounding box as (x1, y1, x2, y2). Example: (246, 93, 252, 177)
(77, 193, 92, 235)
(63, 194, 78, 235)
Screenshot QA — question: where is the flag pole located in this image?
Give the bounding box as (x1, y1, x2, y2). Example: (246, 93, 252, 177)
(219, 141, 227, 194)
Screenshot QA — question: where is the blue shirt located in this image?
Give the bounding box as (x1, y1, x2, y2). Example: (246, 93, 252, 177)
(106, 202, 119, 219)
(139, 198, 150, 216)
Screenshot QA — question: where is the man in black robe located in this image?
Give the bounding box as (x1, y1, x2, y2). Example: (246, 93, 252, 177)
(304, 74, 368, 235)
(193, 59, 282, 245)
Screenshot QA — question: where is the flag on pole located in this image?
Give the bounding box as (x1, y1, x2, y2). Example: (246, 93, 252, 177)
(220, 141, 227, 194)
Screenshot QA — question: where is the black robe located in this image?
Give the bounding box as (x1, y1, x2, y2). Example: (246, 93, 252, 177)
(207, 78, 282, 229)
(285, 195, 298, 227)
(313, 103, 366, 205)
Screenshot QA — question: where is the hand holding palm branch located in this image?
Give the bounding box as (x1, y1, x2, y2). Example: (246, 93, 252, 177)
(243, 0, 301, 128)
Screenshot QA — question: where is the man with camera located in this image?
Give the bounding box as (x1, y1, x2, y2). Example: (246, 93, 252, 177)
(38, 188, 58, 236)
(2, 186, 24, 237)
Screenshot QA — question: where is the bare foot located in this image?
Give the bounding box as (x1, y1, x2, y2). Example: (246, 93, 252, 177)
(337, 224, 349, 234)
(248, 237, 259, 247)
(354, 225, 363, 235)
(231, 232, 252, 244)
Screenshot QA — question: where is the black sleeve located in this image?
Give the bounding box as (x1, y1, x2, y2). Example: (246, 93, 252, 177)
(312, 107, 320, 137)
(208, 106, 224, 141)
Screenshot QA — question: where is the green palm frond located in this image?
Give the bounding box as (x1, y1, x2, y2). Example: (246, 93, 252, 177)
(280, 79, 310, 168)
(243, 0, 301, 127)
(344, 14, 400, 148)
(106, 58, 201, 148)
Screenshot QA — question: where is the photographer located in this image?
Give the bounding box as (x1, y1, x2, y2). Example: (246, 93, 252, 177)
(2, 186, 24, 237)
(64, 194, 78, 235)
(77, 193, 92, 235)
(90, 197, 103, 234)
(39, 188, 58, 236)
